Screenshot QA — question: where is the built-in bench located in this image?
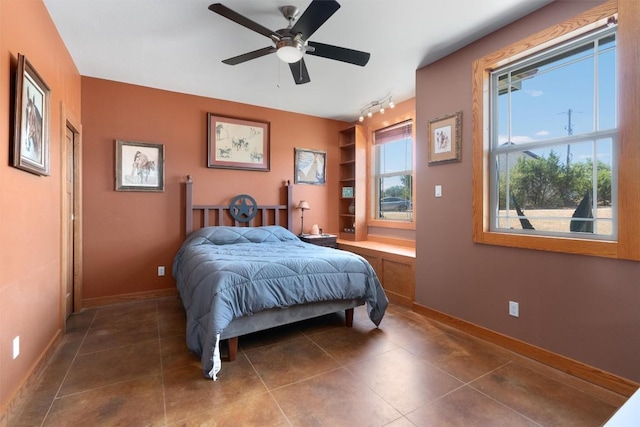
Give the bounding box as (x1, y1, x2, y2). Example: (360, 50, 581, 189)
(337, 239, 415, 307)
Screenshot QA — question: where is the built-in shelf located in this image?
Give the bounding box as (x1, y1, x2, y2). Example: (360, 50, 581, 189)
(338, 125, 366, 241)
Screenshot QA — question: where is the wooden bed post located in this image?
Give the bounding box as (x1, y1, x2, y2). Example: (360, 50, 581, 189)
(286, 180, 293, 232)
(345, 308, 354, 327)
(227, 337, 238, 361)
(185, 175, 193, 235)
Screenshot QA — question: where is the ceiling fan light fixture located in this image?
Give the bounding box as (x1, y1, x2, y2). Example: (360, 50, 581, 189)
(276, 39, 303, 63)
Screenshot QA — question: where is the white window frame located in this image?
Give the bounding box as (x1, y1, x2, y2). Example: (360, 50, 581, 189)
(488, 26, 618, 240)
(370, 120, 414, 225)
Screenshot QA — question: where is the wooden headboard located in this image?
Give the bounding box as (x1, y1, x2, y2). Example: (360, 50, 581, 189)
(184, 175, 293, 235)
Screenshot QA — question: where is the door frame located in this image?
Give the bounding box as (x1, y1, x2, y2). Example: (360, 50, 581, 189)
(60, 102, 83, 328)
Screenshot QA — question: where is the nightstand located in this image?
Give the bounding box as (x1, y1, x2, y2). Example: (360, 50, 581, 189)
(299, 234, 338, 248)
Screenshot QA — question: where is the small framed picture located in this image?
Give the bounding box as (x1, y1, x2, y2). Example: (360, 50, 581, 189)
(295, 147, 326, 185)
(207, 113, 270, 171)
(342, 186, 354, 198)
(428, 111, 462, 165)
(115, 140, 165, 192)
(12, 54, 51, 176)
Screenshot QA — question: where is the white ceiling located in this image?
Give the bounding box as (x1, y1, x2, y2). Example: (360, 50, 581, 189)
(43, 0, 552, 122)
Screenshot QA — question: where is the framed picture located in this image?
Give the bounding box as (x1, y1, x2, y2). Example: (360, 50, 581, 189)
(295, 148, 326, 185)
(428, 111, 462, 165)
(115, 140, 165, 192)
(12, 54, 51, 176)
(207, 113, 269, 171)
(342, 186, 354, 198)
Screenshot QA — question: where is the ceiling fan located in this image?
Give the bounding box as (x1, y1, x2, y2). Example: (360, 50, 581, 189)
(209, 0, 370, 85)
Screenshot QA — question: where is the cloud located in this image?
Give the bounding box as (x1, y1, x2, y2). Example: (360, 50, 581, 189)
(498, 135, 536, 144)
(535, 130, 549, 136)
(524, 89, 544, 97)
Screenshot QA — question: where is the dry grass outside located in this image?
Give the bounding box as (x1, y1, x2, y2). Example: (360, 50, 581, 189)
(498, 207, 613, 235)
(378, 211, 414, 221)
(376, 208, 613, 235)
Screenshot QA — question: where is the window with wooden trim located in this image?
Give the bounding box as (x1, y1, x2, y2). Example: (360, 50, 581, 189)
(491, 26, 617, 239)
(472, 0, 640, 260)
(371, 120, 414, 222)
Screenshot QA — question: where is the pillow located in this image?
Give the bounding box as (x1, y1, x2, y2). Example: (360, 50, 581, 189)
(189, 225, 299, 246)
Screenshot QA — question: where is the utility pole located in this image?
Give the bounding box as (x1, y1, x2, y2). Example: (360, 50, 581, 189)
(559, 108, 579, 167)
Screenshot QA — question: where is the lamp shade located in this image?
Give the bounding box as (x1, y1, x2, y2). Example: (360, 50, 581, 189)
(297, 201, 310, 210)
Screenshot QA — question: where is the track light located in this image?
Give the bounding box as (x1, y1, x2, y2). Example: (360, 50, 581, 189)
(357, 94, 394, 121)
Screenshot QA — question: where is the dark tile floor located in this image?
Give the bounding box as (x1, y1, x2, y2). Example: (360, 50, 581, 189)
(8, 297, 626, 426)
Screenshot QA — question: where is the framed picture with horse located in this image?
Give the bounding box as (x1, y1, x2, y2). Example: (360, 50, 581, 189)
(207, 113, 270, 171)
(115, 140, 165, 192)
(13, 54, 51, 176)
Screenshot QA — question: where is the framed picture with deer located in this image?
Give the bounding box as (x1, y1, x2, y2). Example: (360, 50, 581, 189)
(13, 54, 51, 176)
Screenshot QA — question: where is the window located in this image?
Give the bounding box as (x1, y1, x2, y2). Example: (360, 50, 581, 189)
(491, 26, 617, 239)
(371, 120, 413, 222)
(472, 0, 640, 260)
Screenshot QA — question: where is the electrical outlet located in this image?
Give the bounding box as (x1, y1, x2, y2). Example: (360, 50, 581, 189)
(158, 266, 165, 276)
(13, 336, 20, 359)
(509, 301, 519, 317)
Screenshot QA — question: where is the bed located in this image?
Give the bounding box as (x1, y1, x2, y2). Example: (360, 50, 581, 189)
(173, 176, 388, 379)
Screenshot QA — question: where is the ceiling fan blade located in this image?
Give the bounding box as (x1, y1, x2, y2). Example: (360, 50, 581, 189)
(307, 42, 370, 66)
(289, 59, 310, 85)
(222, 46, 276, 65)
(209, 3, 280, 41)
(290, 0, 340, 39)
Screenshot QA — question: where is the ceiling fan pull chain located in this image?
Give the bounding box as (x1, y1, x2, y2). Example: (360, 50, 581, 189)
(276, 58, 281, 88)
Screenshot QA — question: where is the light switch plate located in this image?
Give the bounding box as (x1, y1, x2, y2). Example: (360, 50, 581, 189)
(435, 185, 442, 197)
(509, 301, 519, 317)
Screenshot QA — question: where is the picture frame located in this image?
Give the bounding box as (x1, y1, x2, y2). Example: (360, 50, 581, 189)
(115, 140, 165, 192)
(295, 147, 326, 185)
(428, 111, 462, 165)
(342, 186, 354, 198)
(207, 113, 270, 171)
(12, 54, 51, 176)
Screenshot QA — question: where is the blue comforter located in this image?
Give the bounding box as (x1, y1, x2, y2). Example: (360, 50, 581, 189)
(173, 226, 388, 378)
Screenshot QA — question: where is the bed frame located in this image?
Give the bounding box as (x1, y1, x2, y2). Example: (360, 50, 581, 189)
(183, 175, 362, 361)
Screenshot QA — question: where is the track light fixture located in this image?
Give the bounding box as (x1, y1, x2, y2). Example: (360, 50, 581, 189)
(358, 94, 395, 122)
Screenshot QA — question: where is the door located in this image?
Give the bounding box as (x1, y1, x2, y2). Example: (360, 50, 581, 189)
(64, 125, 75, 318)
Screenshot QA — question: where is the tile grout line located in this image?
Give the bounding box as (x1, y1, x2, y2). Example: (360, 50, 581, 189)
(465, 362, 544, 427)
(241, 349, 295, 427)
(39, 309, 98, 427)
(155, 301, 170, 427)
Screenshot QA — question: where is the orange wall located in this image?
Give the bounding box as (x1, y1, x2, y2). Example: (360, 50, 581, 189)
(0, 0, 81, 413)
(415, 0, 640, 383)
(81, 77, 346, 301)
